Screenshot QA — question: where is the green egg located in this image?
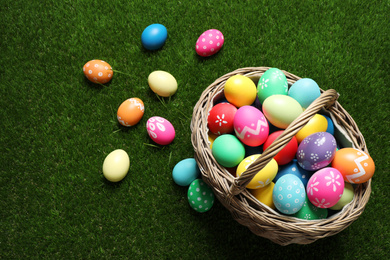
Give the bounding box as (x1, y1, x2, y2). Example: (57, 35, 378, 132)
(211, 134, 245, 168)
(292, 196, 328, 220)
(187, 179, 215, 213)
(330, 182, 354, 210)
(257, 68, 288, 103)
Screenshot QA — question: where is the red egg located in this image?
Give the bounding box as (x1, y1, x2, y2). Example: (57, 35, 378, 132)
(207, 102, 237, 135)
(263, 130, 298, 165)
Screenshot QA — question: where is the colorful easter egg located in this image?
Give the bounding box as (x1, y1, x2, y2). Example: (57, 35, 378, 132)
(292, 196, 328, 220)
(148, 70, 178, 97)
(187, 179, 215, 213)
(263, 130, 298, 165)
(262, 95, 303, 129)
(208, 132, 218, 149)
(273, 174, 306, 215)
(83, 60, 113, 84)
(146, 116, 175, 145)
(141, 24, 168, 50)
(249, 182, 276, 209)
(195, 29, 224, 57)
(117, 98, 145, 126)
(274, 159, 312, 187)
(236, 154, 278, 189)
(207, 102, 237, 135)
(212, 134, 245, 168)
(224, 75, 257, 107)
(295, 114, 328, 143)
(288, 78, 321, 109)
(257, 68, 288, 103)
(296, 132, 337, 171)
(172, 158, 200, 186)
(102, 149, 130, 182)
(331, 148, 375, 184)
(234, 106, 269, 147)
(306, 167, 344, 208)
(330, 182, 354, 210)
(322, 114, 335, 135)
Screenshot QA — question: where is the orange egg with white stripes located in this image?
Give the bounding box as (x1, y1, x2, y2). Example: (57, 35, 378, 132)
(331, 148, 375, 184)
(83, 60, 113, 84)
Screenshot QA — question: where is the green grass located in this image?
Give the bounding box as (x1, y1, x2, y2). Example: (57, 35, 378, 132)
(1, 0, 389, 258)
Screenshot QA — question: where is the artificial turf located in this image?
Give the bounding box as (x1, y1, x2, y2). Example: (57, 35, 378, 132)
(1, 0, 389, 258)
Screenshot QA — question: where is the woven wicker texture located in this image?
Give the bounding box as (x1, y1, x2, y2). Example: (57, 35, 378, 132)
(191, 67, 371, 246)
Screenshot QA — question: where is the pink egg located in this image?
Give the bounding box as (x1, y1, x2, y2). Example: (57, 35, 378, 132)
(233, 106, 269, 147)
(306, 167, 344, 208)
(146, 116, 175, 145)
(195, 29, 224, 57)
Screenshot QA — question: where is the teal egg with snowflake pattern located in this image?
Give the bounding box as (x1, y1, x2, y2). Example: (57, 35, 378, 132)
(292, 196, 328, 220)
(257, 68, 288, 103)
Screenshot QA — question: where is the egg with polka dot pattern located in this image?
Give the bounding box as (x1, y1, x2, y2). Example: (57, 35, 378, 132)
(195, 29, 224, 57)
(187, 179, 215, 213)
(273, 174, 306, 215)
(83, 60, 113, 84)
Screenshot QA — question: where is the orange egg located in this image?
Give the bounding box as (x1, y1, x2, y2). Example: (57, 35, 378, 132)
(83, 60, 113, 84)
(331, 148, 375, 184)
(117, 98, 145, 126)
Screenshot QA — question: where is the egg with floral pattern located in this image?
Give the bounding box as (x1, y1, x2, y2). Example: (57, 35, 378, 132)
(306, 167, 344, 208)
(296, 132, 337, 171)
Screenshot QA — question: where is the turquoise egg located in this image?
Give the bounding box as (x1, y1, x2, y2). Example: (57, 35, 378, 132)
(257, 68, 288, 103)
(141, 24, 168, 50)
(172, 158, 200, 186)
(212, 134, 245, 168)
(288, 78, 321, 109)
(273, 174, 306, 215)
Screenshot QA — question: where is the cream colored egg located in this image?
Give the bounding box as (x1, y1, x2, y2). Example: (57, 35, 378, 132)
(148, 70, 178, 97)
(102, 149, 130, 182)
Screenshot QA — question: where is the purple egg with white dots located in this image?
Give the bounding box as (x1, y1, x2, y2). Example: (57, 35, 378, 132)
(296, 132, 337, 171)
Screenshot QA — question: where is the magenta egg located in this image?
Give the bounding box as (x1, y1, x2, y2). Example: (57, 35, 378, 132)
(195, 29, 224, 57)
(146, 116, 175, 145)
(296, 132, 337, 171)
(306, 167, 344, 208)
(233, 106, 269, 147)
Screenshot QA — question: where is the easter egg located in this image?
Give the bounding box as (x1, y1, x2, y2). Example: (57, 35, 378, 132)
(195, 29, 224, 57)
(292, 196, 328, 220)
(83, 60, 113, 84)
(288, 78, 321, 109)
(262, 95, 303, 129)
(249, 182, 276, 209)
(172, 158, 200, 186)
(263, 130, 298, 165)
(208, 132, 218, 149)
(323, 115, 335, 135)
(234, 106, 269, 147)
(207, 102, 237, 135)
(212, 134, 245, 168)
(148, 70, 178, 97)
(117, 98, 145, 126)
(274, 159, 312, 187)
(141, 24, 168, 50)
(187, 179, 215, 213)
(146, 116, 175, 145)
(296, 132, 337, 171)
(331, 148, 375, 184)
(330, 182, 354, 210)
(295, 114, 328, 143)
(307, 167, 344, 208)
(102, 149, 130, 182)
(224, 75, 257, 107)
(257, 68, 288, 103)
(236, 154, 278, 189)
(273, 174, 306, 215)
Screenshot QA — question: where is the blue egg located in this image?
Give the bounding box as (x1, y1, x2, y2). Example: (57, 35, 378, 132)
(273, 174, 306, 215)
(322, 114, 335, 135)
(172, 158, 200, 186)
(274, 159, 312, 186)
(141, 24, 168, 50)
(288, 78, 321, 108)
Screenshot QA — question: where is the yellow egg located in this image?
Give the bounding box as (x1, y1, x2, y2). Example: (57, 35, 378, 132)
(148, 70, 178, 97)
(102, 149, 130, 182)
(236, 154, 278, 189)
(224, 75, 257, 107)
(249, 182, 276, 209)
(295, 114, 328, 143)
(208, 132, 218, 149)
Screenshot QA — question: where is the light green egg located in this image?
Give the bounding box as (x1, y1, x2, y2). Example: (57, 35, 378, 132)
(330, 182, 354, 210)
(292, 196, 328, 220)
(257, 68, 288, 103)
(187, 179, 215, 213)
(262, 95, 303, 129)
(211, 134, 245, 168)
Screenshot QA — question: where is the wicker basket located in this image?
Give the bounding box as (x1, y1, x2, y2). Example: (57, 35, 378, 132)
(191, 67, 372, 246)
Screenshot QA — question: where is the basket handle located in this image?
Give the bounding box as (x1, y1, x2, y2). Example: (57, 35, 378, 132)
(228, 89, 339, 196)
